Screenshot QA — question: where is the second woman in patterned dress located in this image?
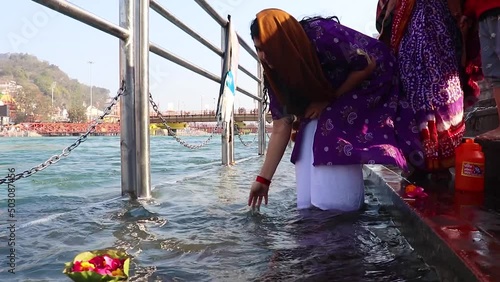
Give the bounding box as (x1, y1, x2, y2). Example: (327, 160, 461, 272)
(376, 0, 482, 178)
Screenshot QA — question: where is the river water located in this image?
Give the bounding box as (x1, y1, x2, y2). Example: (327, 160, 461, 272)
(0, 135, 439, 281)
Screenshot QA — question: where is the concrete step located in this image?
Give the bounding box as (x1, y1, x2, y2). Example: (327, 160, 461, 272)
(465, 99, 498, 137)
(474, 139, 500, 201)
(365, 165, 500, 282)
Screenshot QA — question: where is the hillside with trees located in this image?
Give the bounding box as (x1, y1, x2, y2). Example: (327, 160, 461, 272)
(0, 53, 110, 123)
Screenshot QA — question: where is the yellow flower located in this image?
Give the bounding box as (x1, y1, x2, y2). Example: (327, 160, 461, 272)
(111, 268, 124, 276)
(80, 261, 95, 270)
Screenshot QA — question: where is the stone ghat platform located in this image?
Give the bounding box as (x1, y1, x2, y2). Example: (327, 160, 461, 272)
(475, 139, 500, 201)
(364, 164, 500, 282)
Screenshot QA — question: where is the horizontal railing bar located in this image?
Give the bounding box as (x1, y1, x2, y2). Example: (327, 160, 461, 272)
(239, 65, 260, 83)
(193, 0, 259, 60)
(32, 0, 129, 40)
(193, 0, 227, 27)
(237, 86, 260, 101)
(237, 35, 259, 61)
(33, 0, 262, 101)
(150, 0, 223, 57)
(150, 0, 259, 83)
(150, 43, 261, 102)
(150, 42, 220, 84)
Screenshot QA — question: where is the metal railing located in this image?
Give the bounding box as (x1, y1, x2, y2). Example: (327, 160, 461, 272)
(32, 0, 267, 199)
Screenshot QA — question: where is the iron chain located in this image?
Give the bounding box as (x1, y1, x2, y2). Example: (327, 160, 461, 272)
(234, 123, 257, 147)
(234, 89, 269, 146)
(149, 93, 219, 149)
(262, 89, 273, 125)
(0, 80, 126, 186)
(464, 106, 497, 122)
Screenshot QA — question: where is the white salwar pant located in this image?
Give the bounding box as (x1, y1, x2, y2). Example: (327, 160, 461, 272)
(294, 120, 365, 211)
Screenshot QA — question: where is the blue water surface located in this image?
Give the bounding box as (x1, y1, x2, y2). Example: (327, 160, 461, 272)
(0, 135, 439, 281)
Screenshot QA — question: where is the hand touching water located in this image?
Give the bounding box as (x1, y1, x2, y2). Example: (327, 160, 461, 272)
(248, 181, 269, 209)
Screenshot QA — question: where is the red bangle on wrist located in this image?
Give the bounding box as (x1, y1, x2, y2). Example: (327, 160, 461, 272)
(256, 175, 271, 186)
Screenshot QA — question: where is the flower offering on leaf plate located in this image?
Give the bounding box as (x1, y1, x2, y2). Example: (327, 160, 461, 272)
(63, 249, 130, 282)
(404, 184, 428, 199)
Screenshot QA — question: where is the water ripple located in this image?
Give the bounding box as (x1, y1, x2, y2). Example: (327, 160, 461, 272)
(0, 136, 439, 281)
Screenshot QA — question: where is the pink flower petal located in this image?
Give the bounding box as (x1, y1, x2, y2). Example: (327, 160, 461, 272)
(418, 191, 428, 198)
(72, 261, 82, 272)
(405, 186, 428, 199)
(95, 268, 112, 275)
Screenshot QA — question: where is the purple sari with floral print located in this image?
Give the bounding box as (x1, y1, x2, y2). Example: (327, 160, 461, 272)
(268, 18, 424, 171)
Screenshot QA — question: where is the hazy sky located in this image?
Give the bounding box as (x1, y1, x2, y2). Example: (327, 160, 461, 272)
(1, 0, 379, 111)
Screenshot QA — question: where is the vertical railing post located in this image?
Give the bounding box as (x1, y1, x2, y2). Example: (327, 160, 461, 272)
(220, 21, 232, 165)
(227, 17, 235, 165)
(257, 64, 266, 155)
(119, 0, 136, 197)
(228, 118, 235, 164)
(134, 0, 151, 198)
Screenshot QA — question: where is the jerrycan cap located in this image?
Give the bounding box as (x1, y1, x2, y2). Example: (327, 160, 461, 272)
(462, 138, 482, 150)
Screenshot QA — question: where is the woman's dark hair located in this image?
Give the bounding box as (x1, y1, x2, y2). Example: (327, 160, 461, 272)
(300, 15, 340, 24)
(250, 18, 259, 39)
(250, 15, 339, 39)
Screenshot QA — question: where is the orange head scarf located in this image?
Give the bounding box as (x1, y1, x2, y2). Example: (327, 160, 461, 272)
(255, 9, 335, 116)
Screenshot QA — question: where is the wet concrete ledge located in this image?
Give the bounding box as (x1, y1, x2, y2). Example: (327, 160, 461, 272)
(474, 139, 500, 201)
(363, 165, 500, 282)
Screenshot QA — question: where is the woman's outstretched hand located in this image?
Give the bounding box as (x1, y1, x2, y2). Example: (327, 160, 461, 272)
(248, 181, 270, 209)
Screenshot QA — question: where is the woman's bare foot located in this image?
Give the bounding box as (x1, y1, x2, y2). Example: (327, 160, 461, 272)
(477, 127, 500, 140)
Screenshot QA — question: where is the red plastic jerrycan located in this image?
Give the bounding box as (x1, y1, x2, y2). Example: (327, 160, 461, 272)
(454, 138, 485, 192)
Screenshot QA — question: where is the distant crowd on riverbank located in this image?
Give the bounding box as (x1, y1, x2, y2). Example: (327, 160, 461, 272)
(0, 124, 40, 137)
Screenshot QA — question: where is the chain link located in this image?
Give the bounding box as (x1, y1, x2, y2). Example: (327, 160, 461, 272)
(0, 80, 126, 186)
(262, 89, 274, 125)
(234, 123, 257, 147)
(262, 88, 269, 113)
(149, 93, 219, 149)
(149, 92, 272, 149)
(234, 89, 270, 146)
(234, 88, 272, 147)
